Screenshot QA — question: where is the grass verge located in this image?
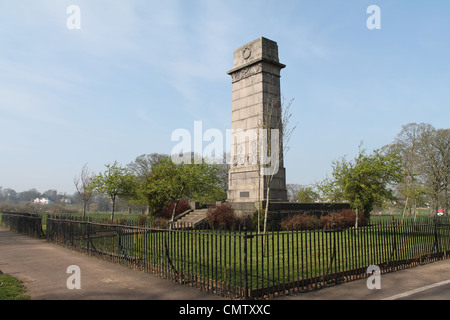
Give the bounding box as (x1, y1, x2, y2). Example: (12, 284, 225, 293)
(0, 274, 30, 300)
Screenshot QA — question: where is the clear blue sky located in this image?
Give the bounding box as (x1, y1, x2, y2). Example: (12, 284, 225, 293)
(1, 0, 449, 194)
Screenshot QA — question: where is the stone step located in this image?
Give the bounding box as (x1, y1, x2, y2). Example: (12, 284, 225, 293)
(173, 209, 208, 229)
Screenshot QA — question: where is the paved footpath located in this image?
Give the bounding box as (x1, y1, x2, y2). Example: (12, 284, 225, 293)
(278, 259, 450, 300)
(0, 228, 223, 300)
(1, 227, 450, 300)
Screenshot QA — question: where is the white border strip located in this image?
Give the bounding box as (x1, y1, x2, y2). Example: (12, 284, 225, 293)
(382, 280, 450, 300)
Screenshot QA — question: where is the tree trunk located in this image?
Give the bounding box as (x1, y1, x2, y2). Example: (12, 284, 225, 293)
(111, 196, 116, 223)
(170, 200, 180, 230)
(257, 164, 261, 234)
(263, 186, 270, 235)
(83, 202, 87, 219)
(402, 196, 409, 223)
(262, 182, 271, 257)
(445, 179, 449, 216)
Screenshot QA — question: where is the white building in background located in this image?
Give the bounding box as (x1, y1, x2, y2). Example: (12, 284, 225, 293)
(33, 197, 50, 205)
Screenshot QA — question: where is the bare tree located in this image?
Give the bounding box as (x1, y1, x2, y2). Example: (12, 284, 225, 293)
(259, 96, 297, 245)
(286, 183, 302, 202)
(391, 123, 449, 219)
(418, 127, 450, 217)
(74, 163, 96, 218)
(435, 129, 450, 216)
(392, 123, 431, 220)
(127, 153, 168, 178)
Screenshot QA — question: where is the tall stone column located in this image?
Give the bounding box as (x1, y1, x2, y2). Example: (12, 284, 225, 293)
(227, 37, 288, 209)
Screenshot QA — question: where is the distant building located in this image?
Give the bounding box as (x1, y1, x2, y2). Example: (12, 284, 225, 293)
(33, 197, 51, 205)
(60, 198, 72, 204)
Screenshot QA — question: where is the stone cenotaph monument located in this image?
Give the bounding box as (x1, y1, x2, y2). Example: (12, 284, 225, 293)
(227, 37, 288, 212)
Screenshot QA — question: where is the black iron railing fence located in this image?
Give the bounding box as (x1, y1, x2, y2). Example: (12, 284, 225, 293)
(0, 212, 44, 238)
(2, 212, 450, 299)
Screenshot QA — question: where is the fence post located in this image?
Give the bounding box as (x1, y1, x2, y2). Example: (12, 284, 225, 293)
(389, 217, 397, 270)
(87, 221, 91, 253)
(243, 226, 249, 300)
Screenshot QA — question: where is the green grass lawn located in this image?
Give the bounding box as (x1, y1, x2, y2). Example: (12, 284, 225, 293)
(72, 218, 448, 291)
(0, 274, 30, 300)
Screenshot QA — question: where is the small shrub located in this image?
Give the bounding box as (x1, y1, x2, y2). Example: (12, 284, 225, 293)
(281, 215, 319, 231)
(206, 203, 236, 230)
(319, 209, 368, 230)
(280, 210, 368, 231)
(135, 215, 149, 226)
(116, 217, 130, 225)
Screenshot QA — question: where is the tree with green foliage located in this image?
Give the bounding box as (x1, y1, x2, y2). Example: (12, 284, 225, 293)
(318, 144, 403, 223)
(296, 186, 320, 202)
(95, 162, 139, 222)
(140, 156, 226, 228)
(127, 153, 170, 214)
